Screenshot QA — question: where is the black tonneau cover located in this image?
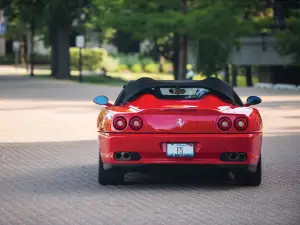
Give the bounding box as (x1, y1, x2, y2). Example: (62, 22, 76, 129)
(114, 77, 244, 106)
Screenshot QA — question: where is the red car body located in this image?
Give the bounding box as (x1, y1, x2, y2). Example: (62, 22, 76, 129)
(94, 78, 263, 186)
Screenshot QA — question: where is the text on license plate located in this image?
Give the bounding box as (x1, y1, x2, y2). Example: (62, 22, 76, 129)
(166, 143, 194, 157)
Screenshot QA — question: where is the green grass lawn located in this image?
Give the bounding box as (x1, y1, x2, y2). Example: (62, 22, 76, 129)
(22, 67, 258, 87)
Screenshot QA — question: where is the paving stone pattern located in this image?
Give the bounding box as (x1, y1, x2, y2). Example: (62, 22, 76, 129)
(0, 76, 300, 225)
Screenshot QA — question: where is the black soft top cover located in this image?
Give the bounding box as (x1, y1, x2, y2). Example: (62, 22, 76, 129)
(114, 77, 243, 106)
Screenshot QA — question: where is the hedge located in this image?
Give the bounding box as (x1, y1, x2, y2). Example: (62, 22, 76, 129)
(131, 64, 143, 73)
(0, 54, 14, 65)
(0, 49, 174, 74)
(69, 47, 107, 71)
(144, 63, 159, 73)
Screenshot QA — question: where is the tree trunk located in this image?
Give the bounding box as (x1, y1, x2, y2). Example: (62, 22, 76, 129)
(50, 25, 58, 77)
(20, 40, 26, 67)
(178, 36, 188, 80)
(30, 18, 35, 77)
(51, 24, 71, 79)
(173, 54, 179, 80)
(159, 56, 164, 73)
(231, 65, 238, 87)
(172, 34, 180, 80)
(245, 65, 253, 86)
(242, 8, 253, 85)
(224, 65, 230, 83)
(178, 0, 188, 80)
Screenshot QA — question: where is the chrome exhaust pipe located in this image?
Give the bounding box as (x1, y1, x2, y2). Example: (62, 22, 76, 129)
(123, 152, 131, 160)
(115, 152, 122, 160)
(238, 153, 246, 161)
(229, 153, 238, 160)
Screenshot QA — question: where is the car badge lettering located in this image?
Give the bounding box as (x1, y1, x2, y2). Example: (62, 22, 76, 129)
(176, 118, 184, 128)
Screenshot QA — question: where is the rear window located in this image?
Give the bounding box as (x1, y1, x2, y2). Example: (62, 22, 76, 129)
(150, 87, 210, 100)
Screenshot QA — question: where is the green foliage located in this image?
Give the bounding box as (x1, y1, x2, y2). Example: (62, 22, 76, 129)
(98, 28, 117, 44)
(102, 55, 120, 72)
(91, 0, 275, 79)
(131, 64, 143, 73)
(2, 16, 26, 39)
(162, 63, 173, 73)
(275, 15, 300, 64)
(33, 53, 51, 64)
(0, 54, 14, 65)
(112, 53, 156, 68)
(3, 0, 277, 79)
(144, 63, 159, 73)
(117, 64, 129, 72)
(69, 47, 108, 71)
(1, 0, 47, 39)
(196, 36, 232, 76)
(114, 53, 141, 67)
(140, 57, 155, 65)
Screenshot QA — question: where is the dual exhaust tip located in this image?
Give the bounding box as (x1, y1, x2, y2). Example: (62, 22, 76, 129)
(115, 151, 246, 161)
(229, 152, 247, 161)
(114, 152, 131, 161)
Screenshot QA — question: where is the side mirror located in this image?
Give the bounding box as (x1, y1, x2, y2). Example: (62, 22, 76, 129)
(93, 95, 111, 106)
(245, 96, 262, 106)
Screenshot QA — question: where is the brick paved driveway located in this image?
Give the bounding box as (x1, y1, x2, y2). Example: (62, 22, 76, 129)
(0, 75, 300, 225)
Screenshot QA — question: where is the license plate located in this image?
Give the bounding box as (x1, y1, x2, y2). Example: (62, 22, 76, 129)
(166, 143, 194, 157)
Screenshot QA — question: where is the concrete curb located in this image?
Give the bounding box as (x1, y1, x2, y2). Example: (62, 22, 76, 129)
(254, 82, 300, 91)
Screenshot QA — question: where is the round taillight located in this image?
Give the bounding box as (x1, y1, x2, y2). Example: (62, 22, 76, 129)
(234, 117, 248, 131)
(218, 117, 232, 131)
(113, 116, 127, 130)
(129, 117, 143, 130)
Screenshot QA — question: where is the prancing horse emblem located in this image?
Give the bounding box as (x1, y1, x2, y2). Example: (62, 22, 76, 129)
(176, 118, 184, 128)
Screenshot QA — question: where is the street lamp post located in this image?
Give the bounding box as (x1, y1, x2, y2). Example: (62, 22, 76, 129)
(76, 0, 86, 83)
(79, 46, 83, 83)
(79, 13, 85, 83)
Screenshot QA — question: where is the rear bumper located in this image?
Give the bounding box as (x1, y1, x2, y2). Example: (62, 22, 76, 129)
(103, 163, 258, 173)
(98, 132, 262, 169)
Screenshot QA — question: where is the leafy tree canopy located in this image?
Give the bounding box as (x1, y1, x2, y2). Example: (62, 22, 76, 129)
(276, 8, 300, 64)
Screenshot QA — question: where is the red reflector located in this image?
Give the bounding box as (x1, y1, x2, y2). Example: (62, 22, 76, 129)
(113, 116, 127, 130)
(218, 117, 232, 131)
(234, 117, 248, 131)
(129, 117, 143, 130)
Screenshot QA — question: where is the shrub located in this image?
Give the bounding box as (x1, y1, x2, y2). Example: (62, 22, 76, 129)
(144, 63, 159, 73)
(33, 53, 51, 64)
(117, 64, 129, 72)
(140, 57, 155, 66)
(131, 64, 143, 73)
(69, 47, 107, 71)
(102, 55, 120, 72)
(0, 53, 51, 65)
(115, 53, 140, 67)
(0, 54, 14, 65)
(162, 63, 173, 73)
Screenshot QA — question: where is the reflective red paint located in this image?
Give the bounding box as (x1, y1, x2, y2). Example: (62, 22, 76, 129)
(96, 93, 262, 166)
(99, 133, 262, 165)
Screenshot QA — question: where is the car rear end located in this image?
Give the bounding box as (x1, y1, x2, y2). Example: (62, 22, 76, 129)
(98, 95, 262, 173)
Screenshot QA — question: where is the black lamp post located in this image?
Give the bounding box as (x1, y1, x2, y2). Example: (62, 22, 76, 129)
(78, 13, 85, 83)
(77, 0, 85, 83)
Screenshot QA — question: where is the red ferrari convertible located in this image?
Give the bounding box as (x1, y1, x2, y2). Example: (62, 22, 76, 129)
(93, 77, 262, 186)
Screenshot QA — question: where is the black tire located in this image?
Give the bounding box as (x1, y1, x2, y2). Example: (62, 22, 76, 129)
(234, 156, 262, 186)
(98, 153, 124, 185)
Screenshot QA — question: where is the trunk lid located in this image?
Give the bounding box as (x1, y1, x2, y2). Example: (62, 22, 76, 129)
(141, 108, 221, 133)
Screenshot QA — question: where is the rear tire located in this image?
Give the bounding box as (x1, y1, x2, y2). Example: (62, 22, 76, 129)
(98, 153, 124, 185)
(234, 156, 262, 186)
